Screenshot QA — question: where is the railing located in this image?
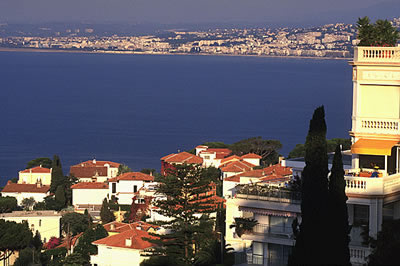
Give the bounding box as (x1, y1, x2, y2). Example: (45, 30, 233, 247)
(350, 246, 371, 265)
(247, 254, 264, 265)
(345, 173, 400, 195)
(252, 223, 293, 239)
(354, 46, 400, 63)
(353, 117, 400, 135)
(235, 185, 301, 204)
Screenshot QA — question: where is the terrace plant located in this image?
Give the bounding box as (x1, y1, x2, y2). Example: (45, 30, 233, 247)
(357, 16, 399, 47)
(230, 217, 258, 237)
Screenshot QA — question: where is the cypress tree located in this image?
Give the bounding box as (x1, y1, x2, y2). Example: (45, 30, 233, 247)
(50, 155, 64, 193)
(328, 145, 350, 265)
(55, 185, 66, 208)
(291, 106, 329, 265)
(100, 198, 115, 224)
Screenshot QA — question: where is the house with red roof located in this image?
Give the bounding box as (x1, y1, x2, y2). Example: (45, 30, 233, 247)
(71, 182, 109, 213)
(69, 159, 120, 182)
(1, 181, 50, 205)
(220, 160, 256, 178)
(195, 145, 232, 167)
(108, 172, 154, 205)
(160, 151, 203, 176)
(18, 166, 52, 186)
(90, 227, 157, 266)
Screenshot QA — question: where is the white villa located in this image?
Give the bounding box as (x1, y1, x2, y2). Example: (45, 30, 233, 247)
(225, 46, 400, 265)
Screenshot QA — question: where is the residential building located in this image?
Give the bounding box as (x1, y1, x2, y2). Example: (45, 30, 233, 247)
(108, 172, 154, 205)
(160, 151, 203, 175)
(71, 182, 109, 215)
(195, 145, 232, 167)
(90, 227, 156, 266)
(18, 166, 52, 185)
(70, 159, 120, 182)
(0, 210, 62, 242)
(1, 181, 50, 205)
(226, 47, 400, 265)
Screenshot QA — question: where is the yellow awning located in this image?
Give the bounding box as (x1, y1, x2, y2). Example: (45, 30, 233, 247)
(351, 139, 398, 156)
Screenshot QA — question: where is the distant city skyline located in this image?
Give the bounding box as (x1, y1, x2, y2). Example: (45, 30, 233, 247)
(1, 0, 400, 27)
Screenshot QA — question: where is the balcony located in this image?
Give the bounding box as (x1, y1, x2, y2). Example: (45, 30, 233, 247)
(354, 46, 400, 63)
(252, 223, 293, 239)
(353, 116, 400, 135)
(345, 172, 400, 195)
(235, 185, 301, 204)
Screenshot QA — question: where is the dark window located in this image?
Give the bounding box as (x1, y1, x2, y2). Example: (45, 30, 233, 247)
(359, 155, 385, 170)
(112, 183, 116, 193)
(133, 185, 137, 193)
(354, 204, 369, 226)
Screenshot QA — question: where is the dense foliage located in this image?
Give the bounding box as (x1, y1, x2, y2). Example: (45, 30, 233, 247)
(0, 220, 32, 261)
(0, 196, 18, 213)
(368, 219, 400, 265)
(357, 16, 399, 46)
(74, 224, 108, 262)
(142, 164, 221, 265)
(100, 198, 115, 224)
(26, 157, 52, 169)
(61, 212, 91, 236)
(287, 138, 351, 158)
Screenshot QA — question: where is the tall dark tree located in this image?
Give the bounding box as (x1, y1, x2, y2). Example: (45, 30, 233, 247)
(142, 164, 218, 266)
(50, 155, 64, 193)
(290, 106, 329, 265)
(74, 224, 108, 262)
(100, 198, 115, 224)
(55, 185, 66, 207)
(328, 145, 350, 265)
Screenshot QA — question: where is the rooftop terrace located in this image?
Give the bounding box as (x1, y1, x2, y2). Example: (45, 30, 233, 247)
(354, 46, 400, 63)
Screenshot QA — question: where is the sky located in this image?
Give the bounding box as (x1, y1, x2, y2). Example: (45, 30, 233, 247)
(0, 0, 399, 26)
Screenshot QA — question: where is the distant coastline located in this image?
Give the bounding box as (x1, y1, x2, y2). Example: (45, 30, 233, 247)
(0, 47, 350, 60)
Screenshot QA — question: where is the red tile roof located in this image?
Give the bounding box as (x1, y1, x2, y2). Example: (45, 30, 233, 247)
(70, 182, 109, 189)
(56, 232, 84, 249)
(224, 164, 292, 182)
(70, 166, 108, 178)
(200, 148, 232, 159)
(19, 166, 51, 174)
(1, 182, 50, 193)
(108, 172, 154, 182)
(73, 160, 121, 168)
(93, 228, 156, 250)
(241, 153, 262, 159)
(220, 155, 241, 165)
(220, 160, 255, 173)
(103, 221, 160, 233)
(161, 151, 203, 164)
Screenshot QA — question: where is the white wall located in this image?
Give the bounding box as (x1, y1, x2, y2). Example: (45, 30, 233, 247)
(91, 245, 144, 266)
(72, 189, 109, 206)
(1, 192, 48, 205)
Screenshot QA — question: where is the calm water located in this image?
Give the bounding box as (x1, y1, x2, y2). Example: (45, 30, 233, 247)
(0, 52, 353, 185)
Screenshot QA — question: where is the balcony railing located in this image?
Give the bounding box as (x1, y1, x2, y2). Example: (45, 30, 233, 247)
(235, 185, 301, 204)
(354, 46, 400, 63)
(252, 223, 293, 239)
(353, 117, 400, 135)
(345, 172, 400, 195)
(350, 246, 371, 265)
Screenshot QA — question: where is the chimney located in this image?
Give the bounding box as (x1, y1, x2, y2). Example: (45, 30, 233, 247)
(36, 180, 42, 188)
(125, 238, 132, 247)
(39, 164, 42, 168)
(136, 226, 142, 231)
(278, 156, 284, 165)
(110, 224, 115, 231)
(93, 158, 96, 164)
(149, 171, 153, 177)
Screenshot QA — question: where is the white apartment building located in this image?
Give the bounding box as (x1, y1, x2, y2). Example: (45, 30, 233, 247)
(226, 46, 400, 265)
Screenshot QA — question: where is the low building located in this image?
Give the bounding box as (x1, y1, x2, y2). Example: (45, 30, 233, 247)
(1, 181, 50, 205)
(160, 151, 203, 175)
(195, 145, 232, 167)
(90, 227, 156, 266)
(0, 210, 62, 243)
(18, 166, 52, 185)
(70, 159, 120, 182)
(108, 172, 154, 205)
(71, 182, 109, 213)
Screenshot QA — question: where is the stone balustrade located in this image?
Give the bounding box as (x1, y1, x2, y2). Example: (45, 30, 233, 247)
(353, 117, 400, 135)
(354, 46, 400, 63)
(345, 173, 400, 195)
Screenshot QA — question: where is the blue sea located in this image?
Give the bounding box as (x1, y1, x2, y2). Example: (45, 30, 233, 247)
(0, 51, 352, 186)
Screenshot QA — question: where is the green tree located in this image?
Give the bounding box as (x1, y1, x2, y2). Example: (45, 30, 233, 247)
(143, 164, 219, 265)
(287, 138, 351, 159)
(9, 177, 18, 183)
(31, 230, 43, 251)
(26, 157, 52, 169)
(74, 224, 108, 262)
(55, 185, 66, 207)
(117, 164, 132, 175)
(13, 247, 39, 266)
(230, 137, 282, 165)
(357, 16, 399, 46)
(290, 106, 329, 265)
(100, 198, 115, 224)
(21, 197, 36, 211)
(328, 145, 350, 265)
(0, 220, 33, 262)
(61, 212, 91, 236)
(368, 219, 400, 265)
(50, 155, 64, 193)
(63, 252, 88, 266)
(0, 196, 18, 213)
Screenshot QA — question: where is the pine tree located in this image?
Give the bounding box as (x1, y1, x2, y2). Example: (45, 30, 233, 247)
(100, 198, 115, 224)
(50, 155, 64, 193)
(55, 185, 66, 208)
(142, 164, 218, 266)
(290, 106, 329, 265)
(328, 145, 350, 265)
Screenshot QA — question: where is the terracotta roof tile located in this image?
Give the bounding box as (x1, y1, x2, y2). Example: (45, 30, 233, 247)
(108, 172, 154, 182)
(1, 182, 50, 193)
(71, 182, 109, 189)
(220, 155, 241, 165)
(161, 152, 203, 164)
(73, 160, 121, 168)
(220, 160, 255, 173)
(241, 153, 262, 159)
(93, 228, 156, 250)
(19, 166, 51, 174)
(224, 164, 292, 182)
(70, 166, 108, 179)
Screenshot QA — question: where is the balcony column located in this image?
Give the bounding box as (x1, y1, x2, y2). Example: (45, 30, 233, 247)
(369, 198, 383, 238)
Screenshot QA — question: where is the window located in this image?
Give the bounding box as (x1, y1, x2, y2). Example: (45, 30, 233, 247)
(354, 204, 369, 226)
(252, 242, 264, 265)
(359, 155, 385, 170)
(133, 185, 138, 193)
(112, 183, 116, 193)
(269, 216, 293, 234)
(39, 219, 42, 227)
(268, 244, 292, 266)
